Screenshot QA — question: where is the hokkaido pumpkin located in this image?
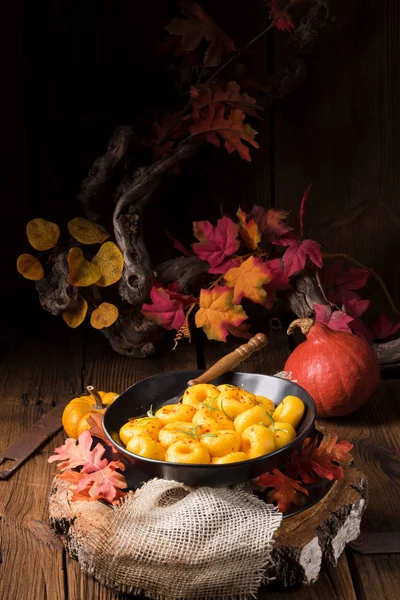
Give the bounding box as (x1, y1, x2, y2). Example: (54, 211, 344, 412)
(284, 318, 380, 417)
(62, 386, 118, 438)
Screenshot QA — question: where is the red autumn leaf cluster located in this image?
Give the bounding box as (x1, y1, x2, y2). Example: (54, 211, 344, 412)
(265, 0, 295, 33)
(48, 431, 128, 504)
(257, 433, 354, 512)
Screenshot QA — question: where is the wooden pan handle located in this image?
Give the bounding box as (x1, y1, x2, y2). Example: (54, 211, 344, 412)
(187, 333, 268, 387)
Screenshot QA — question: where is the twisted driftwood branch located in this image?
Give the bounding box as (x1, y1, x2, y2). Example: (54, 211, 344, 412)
(283, 274, 400, 368)
(36, 251, 78, 315)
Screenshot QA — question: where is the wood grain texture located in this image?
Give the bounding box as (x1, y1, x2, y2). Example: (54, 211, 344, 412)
(0, 321, 83, 600)
(274, 0, 400, 311)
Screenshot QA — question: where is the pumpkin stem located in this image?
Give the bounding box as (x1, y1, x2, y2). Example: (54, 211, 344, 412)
(86, 385, 105, 409)
(287, 318, 314, 336)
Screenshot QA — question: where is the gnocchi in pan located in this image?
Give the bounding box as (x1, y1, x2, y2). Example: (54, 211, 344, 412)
(119, 384, 305, 465)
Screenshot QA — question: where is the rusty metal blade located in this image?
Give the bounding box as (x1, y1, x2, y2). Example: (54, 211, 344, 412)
(0, 404, 65, 480)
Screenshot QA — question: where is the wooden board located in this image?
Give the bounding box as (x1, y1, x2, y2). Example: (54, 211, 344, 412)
(273, 0, 400, 311)
(0, 320, 83, 600)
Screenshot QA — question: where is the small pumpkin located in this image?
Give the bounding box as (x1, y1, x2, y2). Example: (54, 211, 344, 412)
(284, 318, 380, 417)
(62, 386, 118, 439)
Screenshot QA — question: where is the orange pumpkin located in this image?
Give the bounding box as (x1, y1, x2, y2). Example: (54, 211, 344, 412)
(62, 386, 118, 438)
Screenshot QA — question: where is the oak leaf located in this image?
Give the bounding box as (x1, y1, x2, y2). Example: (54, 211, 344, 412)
(314, 304, 353, 334)
(68, 247, 102, 287)
(371, 315, 400, 340)
(257, 468, 308, 512)
(26, 218, 60, 251)
(195, 285, 247, 341)
(192, 216, 240, 272)
(91, 241, 124, 287)
(224, 256, 272, 305)
(141, 286, 187, 330)
(189, 105, 259, 162)
(68, 217, 110, 245)
(86, 412, 120, 454)
(287, 434, 353, 484)
(166, 0, 235, 67)
(48, 431, 108, 473)
(16, 253, 44, 281)
(77, 461, 127, 503)
(62, 295, 88, 329)
(283, 239, 323, 277)
(191, 81, 262, 118)
(236, 207, 261, 251)
(90, 302, 119, 329)
(247, 206, 293, 242)
(323, 259, 369, 304)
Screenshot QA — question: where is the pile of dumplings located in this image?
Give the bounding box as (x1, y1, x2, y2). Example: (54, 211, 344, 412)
(119, 383, 305, 465)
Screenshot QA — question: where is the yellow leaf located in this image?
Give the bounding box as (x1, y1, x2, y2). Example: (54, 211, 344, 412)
(195, 285, 247, 341)
(26, 218, 60, 251)
(91, 242, 124, 287)
(68, 248, 101, 287)
(68, 217, 110, 245)
(224, 256, 272, 305)
(236, 207, 261, 251)
(90, 302, 119, 329)
(62, 295, 88, 328)
(16, 253, 44, 281)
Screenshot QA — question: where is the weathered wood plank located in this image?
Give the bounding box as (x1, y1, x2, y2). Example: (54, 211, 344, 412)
(0, 321, 84, 600)
(274, 0, 400, 310)
(64, 331, 199, 599)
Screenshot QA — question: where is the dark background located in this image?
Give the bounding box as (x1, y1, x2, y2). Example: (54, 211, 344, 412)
(2, 0, 399, 325)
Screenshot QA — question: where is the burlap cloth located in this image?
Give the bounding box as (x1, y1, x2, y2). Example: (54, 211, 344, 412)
(50, 477, 282, 600)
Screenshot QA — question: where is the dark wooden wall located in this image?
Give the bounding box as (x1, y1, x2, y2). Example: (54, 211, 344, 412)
(2, 0, 399, 320)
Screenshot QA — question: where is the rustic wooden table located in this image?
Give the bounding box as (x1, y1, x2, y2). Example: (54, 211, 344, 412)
(1, 320, 399, 600)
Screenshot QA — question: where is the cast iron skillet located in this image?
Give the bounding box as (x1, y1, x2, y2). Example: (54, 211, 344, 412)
(103, 370, 316, 487)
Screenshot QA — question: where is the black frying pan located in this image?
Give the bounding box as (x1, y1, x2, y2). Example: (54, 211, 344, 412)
(103, 370, 316, 487)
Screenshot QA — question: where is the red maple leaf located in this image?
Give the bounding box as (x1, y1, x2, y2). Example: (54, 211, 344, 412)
(166, 230, 192, 256)
(265, 0, 295, 32)
(257, 468, 308, 512)
(190, 81, 262, 118)
(264, 258, 291, 291)
(141, 286, 192, 330)
(323, 259, 369, 304)
(247, 206, 293, 243)
(283, 239, 323, 277)
(344, 298, 370, 318)
(299, 183, 313, 237)
(77, 461, 128, 504)
(48, 431, 108, 474)
(314, 304, 354, 333)
(189, 105, 259, 161)
(165, 0, 235, 67)
(371, 315, 400, 340)
(287, 434, 353, 484)
(192, 216, 240, 271)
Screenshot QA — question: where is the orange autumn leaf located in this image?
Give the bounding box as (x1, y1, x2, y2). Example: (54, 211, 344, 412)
(68, 217, 110, 245)
(224, 256, 272, 305)
(62, 295, 88, 328)
(189, 105, 259, 162)
(16, 253, 44, 281)
(191, 81, 262, 118)
(195, 285, 247, 341)
(91, 242, 124, 287)
(236, 207, 261, 251)
(68, 247, 102, 287)
(90, 302, 119, 329)
(26, 218, 60, 251)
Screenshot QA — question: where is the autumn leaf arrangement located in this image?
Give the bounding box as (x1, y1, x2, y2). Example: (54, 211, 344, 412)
(17, 0, 400, 346)
(48, 413, 353, 512)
